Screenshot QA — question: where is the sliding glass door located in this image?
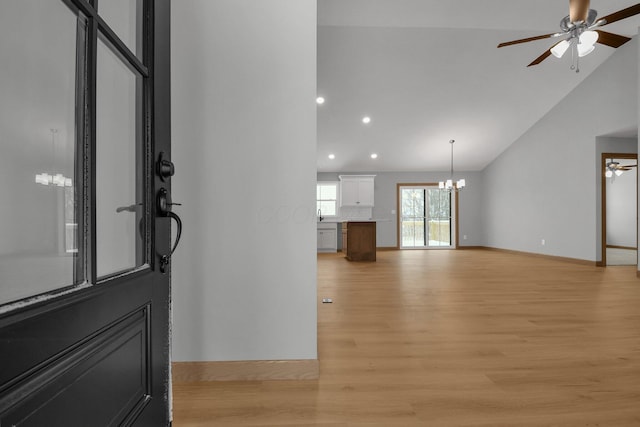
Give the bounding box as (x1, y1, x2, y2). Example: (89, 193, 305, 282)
(399, 185, 454, 249)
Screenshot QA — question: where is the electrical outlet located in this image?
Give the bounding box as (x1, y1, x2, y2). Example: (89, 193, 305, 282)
(463, 235, 467, 240)
(541, 239, 545, 246)
(391, 209, 396, 215)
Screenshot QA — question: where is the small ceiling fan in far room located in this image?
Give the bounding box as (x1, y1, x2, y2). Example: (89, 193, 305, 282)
(605, 160, 637, 179)
(497, 0, 640, 72)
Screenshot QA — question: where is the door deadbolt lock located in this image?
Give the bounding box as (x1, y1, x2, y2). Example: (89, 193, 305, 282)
(157, 151, 175, 181)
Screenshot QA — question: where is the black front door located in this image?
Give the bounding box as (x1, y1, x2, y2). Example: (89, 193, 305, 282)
(0, 1, 173, 425)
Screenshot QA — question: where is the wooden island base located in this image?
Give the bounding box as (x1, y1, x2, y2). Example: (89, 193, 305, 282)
(342, 221, 376, 261)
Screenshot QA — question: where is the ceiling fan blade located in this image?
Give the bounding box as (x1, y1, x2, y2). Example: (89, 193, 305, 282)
(595, 30, 632, 48)
(527, 49, 553, 67)
(498, 33, 557, 48)
(599, 3, 640, 26)
(526, 39, 567, 67)
(570, 0, 590, 22)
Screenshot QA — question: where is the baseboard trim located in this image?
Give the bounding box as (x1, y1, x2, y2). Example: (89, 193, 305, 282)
(457, 245, 484, 250)
(377, 246, 399, 251)
(607, 245, 637, 250)
(478, 246, 597, 266)
(172, 359, 319, 382)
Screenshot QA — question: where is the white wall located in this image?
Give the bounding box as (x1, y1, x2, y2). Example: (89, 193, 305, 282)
(318, 171, 484, 247)
(171, 1, 317, 361)
(482, 38, 638, 261)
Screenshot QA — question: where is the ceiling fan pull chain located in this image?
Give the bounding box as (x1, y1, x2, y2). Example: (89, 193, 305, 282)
(570, 42, 575, 70)
(569, 41, 579, 72)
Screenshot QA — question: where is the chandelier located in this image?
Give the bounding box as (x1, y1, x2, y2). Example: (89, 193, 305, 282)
(35, 129, 73, 187)
(438, 139, 465, 192)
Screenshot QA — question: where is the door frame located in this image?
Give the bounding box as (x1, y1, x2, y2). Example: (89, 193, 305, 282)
(396, 183, 459, 249)
(600, 152, 638, 267)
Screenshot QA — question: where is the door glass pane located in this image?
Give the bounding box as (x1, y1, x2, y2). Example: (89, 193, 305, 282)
(96, 37, 144, 278)
(427, 189, 451, 246)
(401, 188, 426, 248)
(98, 0, 143, 58)
(0, 1, 81, 305)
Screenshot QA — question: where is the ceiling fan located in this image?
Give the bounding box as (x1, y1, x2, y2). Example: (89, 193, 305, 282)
(605, 160, 637, 178)
(497, 0, 640, 71)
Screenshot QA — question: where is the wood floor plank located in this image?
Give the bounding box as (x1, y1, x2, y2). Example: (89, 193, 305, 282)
(173, 249, 640, 426)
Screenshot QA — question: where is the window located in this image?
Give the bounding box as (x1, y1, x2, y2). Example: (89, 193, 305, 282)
(317, 182, 339, 217)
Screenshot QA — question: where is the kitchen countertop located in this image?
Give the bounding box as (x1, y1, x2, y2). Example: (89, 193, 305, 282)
(318, 218, 391, 224)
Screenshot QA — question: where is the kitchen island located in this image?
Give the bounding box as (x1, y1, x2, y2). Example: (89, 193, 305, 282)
(342, 221, 376, 262)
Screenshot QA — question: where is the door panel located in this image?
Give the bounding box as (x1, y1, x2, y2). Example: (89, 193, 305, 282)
(400, 188, 426, 248)
(0, 1, 172, 425)
(427, 189, 452, 247)
(1, 303, 149, 426)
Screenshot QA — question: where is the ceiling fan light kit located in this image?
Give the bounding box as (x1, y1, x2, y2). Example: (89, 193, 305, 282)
(497, 0, 640, 72)
(605, 160, 637, 180)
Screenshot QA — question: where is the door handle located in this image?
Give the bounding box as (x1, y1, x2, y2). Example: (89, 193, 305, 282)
(157, 187, 182, 273)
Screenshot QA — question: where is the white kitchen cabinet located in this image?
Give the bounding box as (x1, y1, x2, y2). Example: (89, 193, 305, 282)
(339, 175, 375, 207)
(317, 222, 338, 252)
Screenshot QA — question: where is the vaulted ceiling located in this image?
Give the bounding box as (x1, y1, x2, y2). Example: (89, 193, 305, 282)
(317, 0, 640, 172)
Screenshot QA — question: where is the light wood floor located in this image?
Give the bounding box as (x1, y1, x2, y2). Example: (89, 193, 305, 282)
(173, 249, 640, 426)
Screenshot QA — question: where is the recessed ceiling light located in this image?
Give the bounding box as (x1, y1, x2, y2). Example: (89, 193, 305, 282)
(328, 154, 335, 159)
(362, 116, 371, 124)
(370, 153, 378, 159)
(316, 96, 325, 105)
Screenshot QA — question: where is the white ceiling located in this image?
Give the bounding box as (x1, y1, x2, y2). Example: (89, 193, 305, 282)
(317, 0, 640, 172)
